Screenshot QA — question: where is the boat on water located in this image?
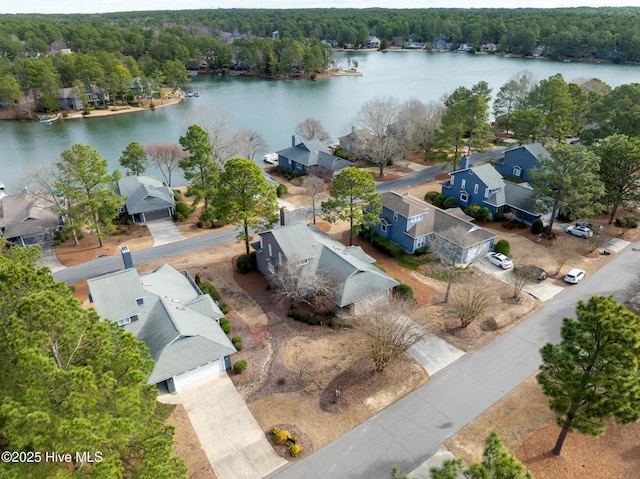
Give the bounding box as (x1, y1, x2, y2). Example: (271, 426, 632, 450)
(0, 181, 6, 198)
(39, 113, 62, 124)
(185, 91, 200, 97)
(188, 71, 198, 76)
(263, 152, 279, 164)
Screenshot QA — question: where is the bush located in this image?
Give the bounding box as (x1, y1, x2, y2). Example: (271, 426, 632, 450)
(276, 184, 288, 196)
(424, 191, 439, 204)
(334, 148, 355, 161)
(220, 318, 231, 334)
(175, 201, 191, 217)
(289, 444, 302, 457)
(442, 196, 458, 209)
(394, 283, 415, 301)
(494, 239, 511, 256)
(219, 302, 230, 314)
(197, 221, 204, 228)
(233, 340, 243, 351)
(627, 216, 639, 228)
(287, 309, 322, 325)
(464, 204, 482, 218)
(433, 193, 446, 208)
(371, 235, 404, 258)
(531, 218, 544, 234)
(174, 212, 186, 222)
(236, 254, 255, 274)
(494, 212, 505, 222)
(273, 428, 291, 445)
(414, 246, 428, 255)
(198, 281, 221, 301)
(231, 336, 242, 344)
(233, 359, 248, 374)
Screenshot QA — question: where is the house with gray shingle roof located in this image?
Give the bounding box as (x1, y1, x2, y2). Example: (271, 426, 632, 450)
(493, 143, 552, 183)
(254, 223, 399, 315)
(0, 193, 61, 246)
(440, 156, 543, 225)
(88, 259, 235, 393)
(339, 127, 374, 159)
(371, 192, 496, 263)
(116, 175, 175, 223)
(276, 136, 352, 178)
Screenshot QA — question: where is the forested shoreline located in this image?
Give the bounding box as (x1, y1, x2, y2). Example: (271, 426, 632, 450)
(1, 7, 640, 116)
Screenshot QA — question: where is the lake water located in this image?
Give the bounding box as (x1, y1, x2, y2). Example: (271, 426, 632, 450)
(1, 51, 639, 191)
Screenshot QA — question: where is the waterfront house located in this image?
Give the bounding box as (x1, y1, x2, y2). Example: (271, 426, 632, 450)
(57, 85, 108, 111)
(338, 127, 373, 159)
(276, 136, 351, 178)
(116, 175, 175, 223)
(88, 252, 235, 393)
(0, 192, 61, 246)
(493, 143, 551, 183)
(254, 223, 399, 315)
(440, 157, 542, 225)
(365, 36, 381, 49)
(370, 191, 496, 263)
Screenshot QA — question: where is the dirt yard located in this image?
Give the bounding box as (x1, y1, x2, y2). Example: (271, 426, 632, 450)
(55, 163, 640, 478)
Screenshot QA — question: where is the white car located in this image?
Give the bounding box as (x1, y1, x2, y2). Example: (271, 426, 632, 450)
(566, 225, 593, 238)
(564, 268, 586, 284)
(486, 252, 513, 269)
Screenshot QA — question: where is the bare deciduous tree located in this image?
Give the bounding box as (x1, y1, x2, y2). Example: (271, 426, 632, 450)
(234, 127, 268, 161)
(358, 96, 405, 177)
(18, 161, 65, 211)
(358, 299, 426, 373)
(295, 117, 332, 143)
(397, 98, 445, 161)
(301, 175, 326, 224)
(511, 266, 532, 299)
(269, 259, 336, 314)
(145, 143, 185, 187)
(586, 224, 611, 253)
(552, 236, 580, 275)
(186, 106, 237, 165)
(451, 283, 491, 328)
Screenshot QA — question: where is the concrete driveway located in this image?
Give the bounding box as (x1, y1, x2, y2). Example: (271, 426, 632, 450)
(409, 334, 464, 376)
(159, 373, 286, 479)
(146, 218, 185, 246)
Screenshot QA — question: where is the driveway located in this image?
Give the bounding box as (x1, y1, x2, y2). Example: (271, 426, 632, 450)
(145, 218, 185, 246)
(37, 242, 66, 273)
(159, 373, 286, 479)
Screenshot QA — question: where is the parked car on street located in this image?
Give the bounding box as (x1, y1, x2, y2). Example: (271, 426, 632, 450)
(514, 264, 547, 281)
(564, 268, 586, 284)
(486, 252, 513, 269)
(566, 225, 593, 238)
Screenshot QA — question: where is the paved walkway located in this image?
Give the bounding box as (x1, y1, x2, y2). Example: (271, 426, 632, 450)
(159, 373, 286, 479)
(37, 242, 66, 273)
(145, 218, 185, 246)
(409, 334, 464, 377)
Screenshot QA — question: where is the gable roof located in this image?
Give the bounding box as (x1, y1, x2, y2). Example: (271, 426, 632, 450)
(117, 175, 174, 215)
(381, 191, 430, 218)
(277, 139, 349, 171)
(259, 223, 398, 308)
(467, 163, 505, 190)
(485, 181, 539, 215)
(0, 193, 59, 240)
(87, 264, 234, 385)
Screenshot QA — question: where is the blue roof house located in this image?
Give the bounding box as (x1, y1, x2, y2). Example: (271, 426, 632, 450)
(441, 157, 542, 225)
(370, 191, 497, 264)
(493, 143, 552, 183)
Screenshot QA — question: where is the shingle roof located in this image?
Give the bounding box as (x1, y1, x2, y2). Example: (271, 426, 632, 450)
(485, 181, 539, 215)
(117, 175, 174, 215)
(469, 163, 505, 190)
(0, 193, 59, 240)
(88, 264, 233, 385)
(277, 139, 345, 170)
(381, 191, 430, 218)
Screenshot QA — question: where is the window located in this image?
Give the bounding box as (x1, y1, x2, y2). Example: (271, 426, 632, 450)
(451, 176, 455, 185)
(300, 258, 309, 265)
(381, 223, 387, 232)
(513, 166, 522, 177)
(130, 314, 139, 322)
(393, 212, 398, 221)
(460, 192, 468, 203)
(474, 184, 478, 194)
(268, 262, 275, 274)
(461, 179, 466, 189)
(416, 236, 427, 247)
(268, 243, 272, 257)
(409, 214, 425, 224)
(117, 317, 131, 327)
(278, 252, 283, 265)
(485, 187, 490, 198)
(259, 236, 263, 249)
(136, 297, 144, 306)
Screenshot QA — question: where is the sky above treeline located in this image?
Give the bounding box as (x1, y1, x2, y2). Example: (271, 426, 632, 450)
(1, 0, 639, 14)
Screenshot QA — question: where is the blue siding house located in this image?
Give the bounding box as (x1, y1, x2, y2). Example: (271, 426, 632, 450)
(441, 157, 543, 225)
(276, 136, 351, 178)
(371, 191, 497, 264)
(494, 143, 551, 183)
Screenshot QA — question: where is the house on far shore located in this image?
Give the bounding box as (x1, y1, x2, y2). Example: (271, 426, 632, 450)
(441, 156, 544, 226)
(338, 127, 373, 159)
(57, 85, 107, 111)
(371, 191, 496, 264)
(365, 36, 381, 49)
(254, 223, 399, 315)
(116, 175, 175, 223)
(0, 192, 61, 246)
(276, 136, 352, 178)
(88, 250, 236, 393)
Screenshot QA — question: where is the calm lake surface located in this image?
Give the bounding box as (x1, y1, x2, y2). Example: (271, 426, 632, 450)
(2, 51, 639, 191)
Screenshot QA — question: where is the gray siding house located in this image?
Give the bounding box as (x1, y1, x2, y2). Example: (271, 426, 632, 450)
(254, 223, 399, 315)
(276, 136, 352, 178)
(116, 175, 175, 223)
(88, 254, 235, 393)
(0, 193, 61, 246)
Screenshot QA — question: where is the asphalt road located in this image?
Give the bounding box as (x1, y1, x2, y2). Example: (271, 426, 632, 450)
(265, 242, 637, 479)
(54, 149, 504, 285)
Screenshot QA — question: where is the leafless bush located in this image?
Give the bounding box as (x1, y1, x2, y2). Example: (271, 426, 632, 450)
(451, 283, 491, 328)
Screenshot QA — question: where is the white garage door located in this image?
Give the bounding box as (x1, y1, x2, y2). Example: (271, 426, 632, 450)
(172, 360, 225, 391)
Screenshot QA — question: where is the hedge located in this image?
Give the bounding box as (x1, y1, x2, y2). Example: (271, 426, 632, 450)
(494, 239, 511, 256)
